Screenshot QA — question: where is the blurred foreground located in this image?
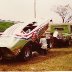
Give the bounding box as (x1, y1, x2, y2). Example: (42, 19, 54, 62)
(0, 47, 72, 71)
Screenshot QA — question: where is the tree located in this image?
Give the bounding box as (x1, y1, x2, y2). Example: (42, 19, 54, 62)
(54, 4, 72, 23)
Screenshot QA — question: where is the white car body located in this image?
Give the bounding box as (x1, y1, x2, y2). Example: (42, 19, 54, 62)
(0, 19, 49, 60)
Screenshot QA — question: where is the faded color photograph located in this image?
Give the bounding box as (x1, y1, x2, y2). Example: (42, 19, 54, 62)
(0, 0, 72, 71)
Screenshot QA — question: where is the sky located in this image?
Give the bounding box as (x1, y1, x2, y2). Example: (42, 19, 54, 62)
(0, 0, 72, 23)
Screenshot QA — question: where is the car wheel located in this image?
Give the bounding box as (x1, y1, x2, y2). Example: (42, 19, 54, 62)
(0, 50, 2, 61)
(0, 55, 2, 61)
(21, 46, 32, 61)
(50, 42, 54, 48)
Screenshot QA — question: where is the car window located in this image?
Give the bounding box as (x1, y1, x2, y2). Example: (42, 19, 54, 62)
(22, 22, 37, 33)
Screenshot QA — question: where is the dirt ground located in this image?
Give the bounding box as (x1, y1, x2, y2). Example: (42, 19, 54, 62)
(0, 47, 72, 71)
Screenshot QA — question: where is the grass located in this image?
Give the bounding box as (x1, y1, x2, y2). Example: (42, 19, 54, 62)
(25, 48, 72, 71)
(0, 48, 72, 71)
(0, 22, 14, 32)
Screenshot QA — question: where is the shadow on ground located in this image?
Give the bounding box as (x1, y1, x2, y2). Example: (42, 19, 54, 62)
(0, 48, 72, 65)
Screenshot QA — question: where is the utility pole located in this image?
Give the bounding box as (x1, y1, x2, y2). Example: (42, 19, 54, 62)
(34, 0, 36, 18)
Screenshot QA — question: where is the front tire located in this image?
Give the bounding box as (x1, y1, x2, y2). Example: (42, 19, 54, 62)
(0, 49, 2, 61)
(24, 47, 32, 60)
(20, 46, 32, 61)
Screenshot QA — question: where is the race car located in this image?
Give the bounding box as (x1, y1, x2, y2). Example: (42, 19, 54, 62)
(0, 19, 49, 61)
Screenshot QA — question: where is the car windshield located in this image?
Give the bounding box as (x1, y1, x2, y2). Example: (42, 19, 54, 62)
(54, 27, 64, 31)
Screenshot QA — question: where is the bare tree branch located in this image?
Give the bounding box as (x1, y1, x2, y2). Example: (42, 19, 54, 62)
(53, 4, 72, 23)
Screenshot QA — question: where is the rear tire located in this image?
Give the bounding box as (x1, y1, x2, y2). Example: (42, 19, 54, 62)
(0, 55, 2, 61)
(0, 50, 2, 61)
